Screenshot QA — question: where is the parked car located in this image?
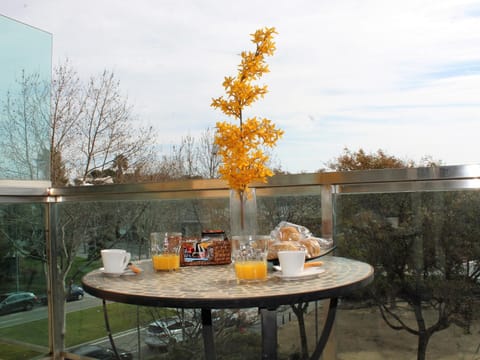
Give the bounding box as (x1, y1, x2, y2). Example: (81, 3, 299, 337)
(187, 308, 258, 329)
(38, 285, 85, 305)
(0, 291, 38, 315)
(66, 284, 84, 302)
(144, 318, 196, 350)
(69, 344, 133, 360)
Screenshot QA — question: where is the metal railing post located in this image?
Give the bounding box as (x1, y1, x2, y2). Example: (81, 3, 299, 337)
(46, 197, 65, 359)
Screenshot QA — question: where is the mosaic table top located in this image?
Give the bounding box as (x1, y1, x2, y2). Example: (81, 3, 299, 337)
(82, 256, 373, 309)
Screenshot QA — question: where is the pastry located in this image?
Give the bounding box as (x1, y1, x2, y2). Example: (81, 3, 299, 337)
(267, 241, 303, 260)
(269, 222, 327, 260)
(279, 226, 303, 241)
(299, 238, 321, 258)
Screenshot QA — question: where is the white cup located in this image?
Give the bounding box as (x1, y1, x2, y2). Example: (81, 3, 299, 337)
(278, 250, 305, 276)
(101, 249, 131, 274)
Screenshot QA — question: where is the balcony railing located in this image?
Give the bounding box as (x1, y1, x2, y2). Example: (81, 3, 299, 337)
(1, 164, 480, 359)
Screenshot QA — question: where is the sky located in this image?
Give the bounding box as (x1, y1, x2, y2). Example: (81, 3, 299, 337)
(2, 0, 480, 173)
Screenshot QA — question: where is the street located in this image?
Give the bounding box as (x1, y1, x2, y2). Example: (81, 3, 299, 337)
(0, 293, 305, 360)
(0, 293, 102, 329)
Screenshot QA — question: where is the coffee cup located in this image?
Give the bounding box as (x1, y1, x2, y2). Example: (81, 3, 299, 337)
(278, 250, 305, 276)
(101, 249, 131, 274)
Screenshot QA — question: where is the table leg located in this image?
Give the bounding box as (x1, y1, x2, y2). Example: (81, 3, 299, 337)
(260, 308, 277, 360)
(102, 299, 121, 360)
(201, 308, 216, 360)
(309, 298, 338, 360)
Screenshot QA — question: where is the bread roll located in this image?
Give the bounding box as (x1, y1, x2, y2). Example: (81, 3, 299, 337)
(268, 222, 326, 260)
(299, 238, 321, 258)
(279, 226, 302, 241)
(267, 241, 302, 260)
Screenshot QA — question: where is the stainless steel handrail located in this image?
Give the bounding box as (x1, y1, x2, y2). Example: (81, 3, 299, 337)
(42, 163, 480, 202)
(3, 164, 480, 201)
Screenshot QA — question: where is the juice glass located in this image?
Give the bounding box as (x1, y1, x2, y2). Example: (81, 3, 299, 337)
(152, 253, 180, 271)
(150, 232, 182, 271)
(232, 235, 270, 283)
(234, 260, 267, 281)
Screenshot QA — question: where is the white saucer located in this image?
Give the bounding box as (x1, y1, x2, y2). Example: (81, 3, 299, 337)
(99, 267, 136, 276)
(273, 267, 325, 281)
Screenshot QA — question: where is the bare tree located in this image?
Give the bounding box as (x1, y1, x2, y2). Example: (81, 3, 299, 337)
(76, 70, 154, 183)
(181, 134, 198, 177)
(50, 61, 155, 185)
(154, 129, 220, 180)
(0, 71, 50, 180)
(112, 154, 129, 183)
(197, 127, 220, 179)
(50, 60, 84, 185)
(161, 134, 199, 178)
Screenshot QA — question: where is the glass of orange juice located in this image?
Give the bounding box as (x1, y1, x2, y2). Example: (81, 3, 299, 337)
(150, 232, 182, 271)
(232, 235, 270, 283)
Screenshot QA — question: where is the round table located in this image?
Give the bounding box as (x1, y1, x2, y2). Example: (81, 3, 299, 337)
(82, 256, 373, 360)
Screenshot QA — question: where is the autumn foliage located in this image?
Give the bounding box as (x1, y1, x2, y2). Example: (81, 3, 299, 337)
(327, 148, 413, 171)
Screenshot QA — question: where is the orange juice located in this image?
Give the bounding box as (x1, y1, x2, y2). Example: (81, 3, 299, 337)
(234, 260, 267, 281)
(152, 254, 180, 271)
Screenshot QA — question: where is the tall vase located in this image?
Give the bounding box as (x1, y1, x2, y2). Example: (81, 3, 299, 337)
(230, 188, 267, 282)
(229, 188, 257, 240)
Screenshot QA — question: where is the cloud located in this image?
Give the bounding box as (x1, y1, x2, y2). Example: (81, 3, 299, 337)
(2, 0, 480, 173)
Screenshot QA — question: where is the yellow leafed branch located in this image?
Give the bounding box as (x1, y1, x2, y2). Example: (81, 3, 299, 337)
(211, 27, 283, 196)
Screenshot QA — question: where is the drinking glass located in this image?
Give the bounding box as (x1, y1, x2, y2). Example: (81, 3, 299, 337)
(232, 235, 269, 283)
(150, 232, 182, 271)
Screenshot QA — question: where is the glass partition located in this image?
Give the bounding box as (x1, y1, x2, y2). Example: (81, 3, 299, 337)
(0, 15, 51, 181)
(2, 167, 480, 359)
(51, 186, 323, 358)
(0, 202, 48, 359)
(334, 189, 480, 359)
